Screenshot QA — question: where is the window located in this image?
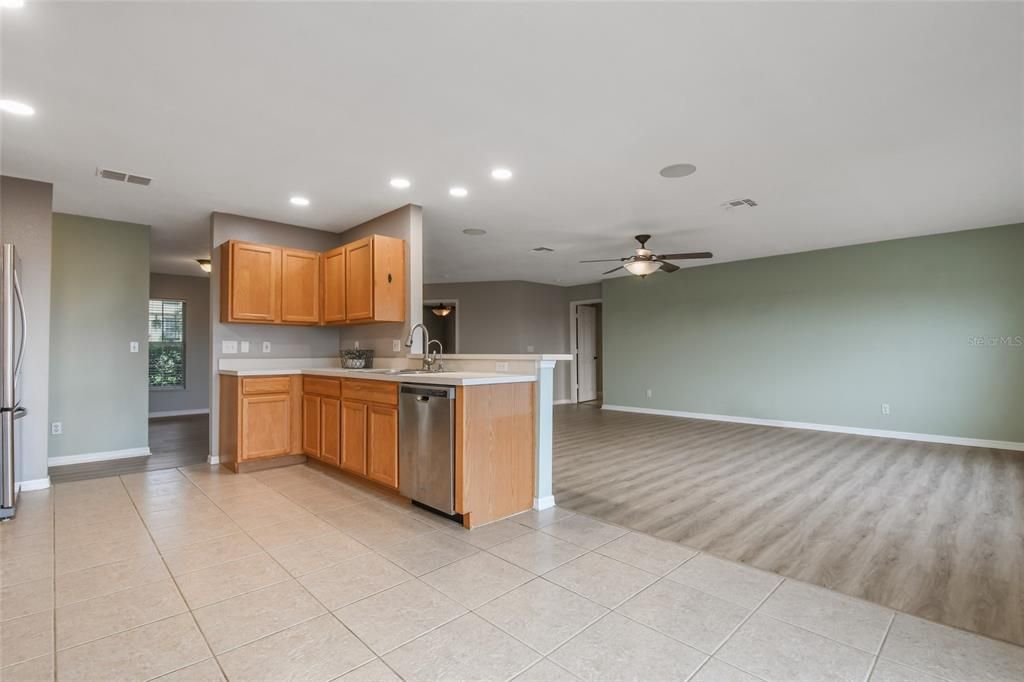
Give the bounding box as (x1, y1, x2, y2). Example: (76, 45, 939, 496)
(149, 299, 185, 389)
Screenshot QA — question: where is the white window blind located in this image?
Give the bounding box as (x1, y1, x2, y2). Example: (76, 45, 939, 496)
(149, 299, 185, 389)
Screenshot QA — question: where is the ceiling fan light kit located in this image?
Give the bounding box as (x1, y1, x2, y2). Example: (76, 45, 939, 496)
(582, 234, 712, 278)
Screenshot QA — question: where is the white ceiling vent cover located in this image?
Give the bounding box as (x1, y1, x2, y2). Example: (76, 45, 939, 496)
(97, 167, 153, 186)
(723, 198, 758, 209)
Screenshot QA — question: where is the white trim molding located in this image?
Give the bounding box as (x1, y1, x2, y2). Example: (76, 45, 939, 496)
(49, 447, 152, 468)
(18, 477, 51, 491)
(207, 455, 220, 465)
(533, 495, 556, 510)
(553, 398, 574, 405)
(149, 408, 210, 418)
(602, 405, 1024, 452)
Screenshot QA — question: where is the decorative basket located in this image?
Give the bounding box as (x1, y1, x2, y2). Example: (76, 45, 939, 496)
(341, 349, 374, 369)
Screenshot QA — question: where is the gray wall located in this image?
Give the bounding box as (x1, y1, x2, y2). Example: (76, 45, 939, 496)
(0, 176, 53, 483)
(49, 214, 151, 459)
(149, 273, 210, 415)
(602, 223, 1024, 443)
(337, 205, 424, 357)
(422, 281, 601, 401)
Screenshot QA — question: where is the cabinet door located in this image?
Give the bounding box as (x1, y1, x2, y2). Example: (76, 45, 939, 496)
(228, 242, 280, 322)
(367, 404, 399, 489)
(302, 394, 321, 457)
(345, 238, 374, 321)
(340, 399, 367, 475)
(320, 398, 341, 466)
(281, 248, 321, 324)
(372, 236, 406, 323)
(241, 394, 291, 459)
(322, 246, 347, 324)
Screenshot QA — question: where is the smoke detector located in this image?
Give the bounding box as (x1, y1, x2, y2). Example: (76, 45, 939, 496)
(97, 167, 153, 186)
(722, 198, 757, 209)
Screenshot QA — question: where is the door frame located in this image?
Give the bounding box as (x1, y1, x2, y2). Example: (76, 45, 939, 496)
(423, 298, 460, 354)
(568, 298, 602, 404)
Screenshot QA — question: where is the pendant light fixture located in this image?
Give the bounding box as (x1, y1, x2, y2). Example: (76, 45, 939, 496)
(431, 302, 454, 318)
(196, 258, 212, 273)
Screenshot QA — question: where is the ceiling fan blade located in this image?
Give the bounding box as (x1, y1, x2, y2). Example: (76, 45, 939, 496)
(602, 266, 624, 275)
(579, 258, 626, 263)
(657, 251, 713, 260)
(658, 261, 680, 273)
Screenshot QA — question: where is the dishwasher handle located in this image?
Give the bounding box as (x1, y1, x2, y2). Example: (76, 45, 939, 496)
(400, 384, 455, 400)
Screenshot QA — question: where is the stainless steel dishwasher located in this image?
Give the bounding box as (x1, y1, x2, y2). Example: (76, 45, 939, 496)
(399, 384, 457, 516)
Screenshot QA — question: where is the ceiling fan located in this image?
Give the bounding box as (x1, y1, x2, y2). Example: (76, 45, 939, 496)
(581, 234, 712, 277)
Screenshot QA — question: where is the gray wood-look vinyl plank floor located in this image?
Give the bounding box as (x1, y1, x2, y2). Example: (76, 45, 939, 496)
(552, 403, 1024, 647)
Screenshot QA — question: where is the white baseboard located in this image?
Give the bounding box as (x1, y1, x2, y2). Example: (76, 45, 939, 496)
(207, 455, 220, 465)
(601, 405, 1024, 452)
(553, 399, 574, 406)
(18, 477, 51, 491)
(49, 447, 152, 468)
(149, 409, 209, 418)
(533, 495, 556, 510)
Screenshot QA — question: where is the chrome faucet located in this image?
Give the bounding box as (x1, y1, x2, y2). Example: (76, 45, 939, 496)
(426, 339, 445, 372)
(405, 323, 441, 371)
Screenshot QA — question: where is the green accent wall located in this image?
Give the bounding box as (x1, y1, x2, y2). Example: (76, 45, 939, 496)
(602, 224, 1024, 443)
(49, 213, 151, 459)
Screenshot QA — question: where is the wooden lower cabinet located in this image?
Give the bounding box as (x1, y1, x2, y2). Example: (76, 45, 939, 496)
(220, 374, 303, 472)
(241, 394, 292, 458)
(341, 399, 368, 476)
(320, 398, 341, 466)
(367, 404, 399, 488)
(302, 395, 321, 457)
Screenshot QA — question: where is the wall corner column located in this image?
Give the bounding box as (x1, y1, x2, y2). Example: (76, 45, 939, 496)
(533, 359, 556, 510)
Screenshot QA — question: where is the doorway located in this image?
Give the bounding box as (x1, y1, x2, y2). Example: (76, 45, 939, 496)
(423, 299, 459, 354)
(570, 299, 602, 403)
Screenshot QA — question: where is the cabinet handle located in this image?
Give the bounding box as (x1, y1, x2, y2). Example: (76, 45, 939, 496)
(387, 273, 393, 284)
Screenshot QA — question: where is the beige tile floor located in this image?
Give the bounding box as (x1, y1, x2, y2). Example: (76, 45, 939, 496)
(2, 463, 1024, 681)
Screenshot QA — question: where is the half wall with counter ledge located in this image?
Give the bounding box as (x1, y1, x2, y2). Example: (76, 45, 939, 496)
(218, 353, 570, 526)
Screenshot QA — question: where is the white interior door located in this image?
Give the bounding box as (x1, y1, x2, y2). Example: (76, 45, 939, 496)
(576, 305, 597, 402)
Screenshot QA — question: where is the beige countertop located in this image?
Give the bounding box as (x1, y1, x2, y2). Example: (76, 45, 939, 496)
(218, 367, 536, 386)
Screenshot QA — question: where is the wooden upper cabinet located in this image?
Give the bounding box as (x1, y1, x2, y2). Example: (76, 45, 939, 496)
(222, 235, 404, 326)
(281, 248, 321, 324)
(345, 238, 374, 322)
(222, 241, 280, 323)
(367, 404, 399, 489)
(322, 246, 347, 324)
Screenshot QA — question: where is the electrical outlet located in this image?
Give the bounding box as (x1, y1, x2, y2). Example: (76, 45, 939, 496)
(129, 341, 139, 353)
(526, 345, 535, 353)
(496, 361, 510, 372)
(881, 403, 891, 415)
(262, 341, 271, 353)
(222, 340, 238, 354)
(646, 388, 653, 398)
(354, 341, 360, 349)
(240, 341, 250, 353)
(51, 422, 62, 435)
(393, 339, 402, 352)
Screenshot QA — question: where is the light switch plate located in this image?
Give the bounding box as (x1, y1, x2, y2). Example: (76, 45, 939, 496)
(222, 340, 238, 354)
(262, 341, 271, 353)
(526, 345, 535, 353)
(240, 341, 250, 353)
(129, 341, 139, 353)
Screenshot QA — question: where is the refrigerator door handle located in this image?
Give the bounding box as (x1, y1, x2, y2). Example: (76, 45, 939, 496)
(13, 406, 27, 420)
(13, 270, 26, 384)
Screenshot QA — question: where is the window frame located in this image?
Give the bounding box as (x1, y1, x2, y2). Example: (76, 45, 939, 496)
(148, 297, 187, 392)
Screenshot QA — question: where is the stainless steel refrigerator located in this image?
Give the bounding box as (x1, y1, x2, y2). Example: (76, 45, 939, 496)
(1, 243, 27, 520)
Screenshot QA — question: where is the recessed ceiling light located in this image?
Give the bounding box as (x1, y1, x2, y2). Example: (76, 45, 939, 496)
(390, 177, 411, 189)
(491, 168, 513, 180)
(0, 0, 26, 9)
(0, 99, 34, 116)
(449, 186, 468, 198)
(659, 163, 697, 178)
(462, 228, 487, 236)
(289, 196, 310, 206)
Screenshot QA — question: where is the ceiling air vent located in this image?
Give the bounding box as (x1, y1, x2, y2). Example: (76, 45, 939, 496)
(97, 167, 153, 186)
(723, 198, 758, 209)
(532, 246, 554, 252)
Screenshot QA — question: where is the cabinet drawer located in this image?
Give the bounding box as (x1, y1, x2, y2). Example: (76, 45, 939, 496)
(342, 379, 398, 406)
(241, 376, 292, 395)
(303, 376, 341, 397)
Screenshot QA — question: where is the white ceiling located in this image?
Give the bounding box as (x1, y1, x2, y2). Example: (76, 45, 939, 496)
(2, 2, 1021, 285)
